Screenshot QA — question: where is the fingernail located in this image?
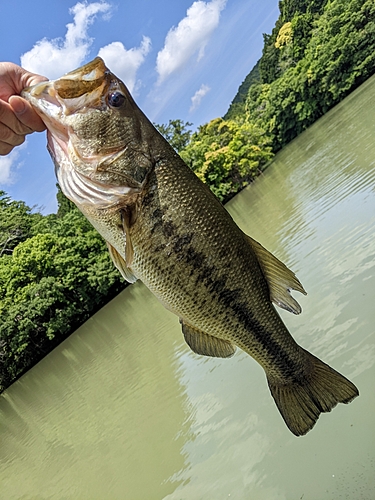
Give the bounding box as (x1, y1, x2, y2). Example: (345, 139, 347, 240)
(10, 97, 26, 115)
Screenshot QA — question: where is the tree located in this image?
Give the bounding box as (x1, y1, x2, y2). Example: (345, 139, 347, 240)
(258, 0, 328, 84)
(180, 118, 273, 202)
(224, 60, 262, 120)
(246, 0, 375, 151)
(56, 183, 77, 218)
(154, 119, 193, 152)
(0, 192, 125, 392)
(0, 190, 42, 257)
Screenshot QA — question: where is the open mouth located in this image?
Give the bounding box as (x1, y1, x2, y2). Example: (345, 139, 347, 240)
(21, 58, 110, 152)
(22, 81, 71, 146)
(23, 81, 61, 115)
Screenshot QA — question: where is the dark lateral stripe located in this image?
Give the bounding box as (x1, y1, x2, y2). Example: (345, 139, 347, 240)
(220, 288, 299, 379)
(144, 186, 301, 378)
(179, 239, 300, 377)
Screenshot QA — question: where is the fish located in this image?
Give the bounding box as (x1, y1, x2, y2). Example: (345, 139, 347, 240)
(21, 57, 359, 436)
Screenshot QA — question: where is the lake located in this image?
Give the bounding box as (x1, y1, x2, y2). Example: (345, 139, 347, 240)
(1, 76, 374, 499)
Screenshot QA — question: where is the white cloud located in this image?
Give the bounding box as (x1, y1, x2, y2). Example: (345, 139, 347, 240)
(98, 36, 151, 93)
(0, 149, 21, 185)
(156, 0, 227, 83)
(190, 84, 210, 112)
(20, 1, 111, 79)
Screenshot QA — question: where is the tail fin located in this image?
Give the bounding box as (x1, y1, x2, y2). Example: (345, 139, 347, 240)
(267, 350, 359, 436)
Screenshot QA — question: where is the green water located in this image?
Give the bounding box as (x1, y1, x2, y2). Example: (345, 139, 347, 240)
(1, 76, 375, 499)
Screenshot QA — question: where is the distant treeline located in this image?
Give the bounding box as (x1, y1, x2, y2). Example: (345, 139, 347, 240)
(179, 0, 375, 201)
(1, 0, 374, 391)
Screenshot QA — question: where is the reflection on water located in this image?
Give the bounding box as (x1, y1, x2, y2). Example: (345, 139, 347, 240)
(0, 283, 190, 499)
(1, 76, 375, 499)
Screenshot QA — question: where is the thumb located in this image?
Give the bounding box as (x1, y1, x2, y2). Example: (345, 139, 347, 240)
(9, 95, 26, 115)
(9, 95, 46, 133)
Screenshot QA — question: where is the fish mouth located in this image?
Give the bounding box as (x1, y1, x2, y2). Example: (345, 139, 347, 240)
(22, 58, 142, 193)
(22, 80, 68, 143)
(21, 58, 115, 167)
(52, 57, 107, 101)
(22, 58, 109, 123)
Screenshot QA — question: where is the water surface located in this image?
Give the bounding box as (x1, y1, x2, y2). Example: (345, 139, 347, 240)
(1, 76, 375, 499)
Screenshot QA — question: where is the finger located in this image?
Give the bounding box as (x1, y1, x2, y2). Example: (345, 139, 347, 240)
(0, 124, 25, 155)
(0, 141, 14, 156)
(5, 62, 48, 96)
(19, 71, 48, 94)
(0, 120, 25, 146)
(9, 96, 46, 133)
(0, 100, 32, 145)
(0, 98, 33, 136)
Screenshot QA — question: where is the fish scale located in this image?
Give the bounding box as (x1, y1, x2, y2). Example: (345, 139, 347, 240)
(133, 160, 280, 337)
(22, 57, 359, 436)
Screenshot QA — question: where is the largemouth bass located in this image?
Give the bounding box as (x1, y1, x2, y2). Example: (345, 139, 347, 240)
(22, 58, 358, 436)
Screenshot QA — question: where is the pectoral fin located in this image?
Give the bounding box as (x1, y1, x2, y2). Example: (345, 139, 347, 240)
(106, 242, 137, 283)
(120, 208, 135, 267)
(180, 320, 236, 358)
(247, 235, 307, 314)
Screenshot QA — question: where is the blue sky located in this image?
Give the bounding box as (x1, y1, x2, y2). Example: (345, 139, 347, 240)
(0, 0, 279, 213)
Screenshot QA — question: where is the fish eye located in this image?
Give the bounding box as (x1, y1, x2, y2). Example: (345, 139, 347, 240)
(108, 91, 126, 108)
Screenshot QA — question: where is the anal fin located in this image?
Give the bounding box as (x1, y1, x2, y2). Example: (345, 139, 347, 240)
(246, 235, 307, 314)
(107, 242, 137, 283)
(180, 320, 236, 358)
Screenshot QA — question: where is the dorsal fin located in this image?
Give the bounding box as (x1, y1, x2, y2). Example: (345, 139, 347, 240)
(180, 320, 236, 358)
(106, 242, 137, 283)
(246, 235, 307, 315)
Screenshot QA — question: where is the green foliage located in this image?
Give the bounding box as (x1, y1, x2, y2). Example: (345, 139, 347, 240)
(180, 118, 273, 202)
(259, 0, 328, 85)
(224, 60, 261, 120)
(303, 0, 375, 102)
(0, 190, 42, 257)
(245, 0, 375, 151)
(259, 30, 283, 85)
(0, 194, 125, 392)
(154, 119, 193, 152)
(290, 13, 315, 61)
(56, 183, 76, 218)
(177, 0, 374, 197)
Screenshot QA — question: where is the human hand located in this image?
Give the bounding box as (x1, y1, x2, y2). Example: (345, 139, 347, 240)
(0, 62, 47, 156)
